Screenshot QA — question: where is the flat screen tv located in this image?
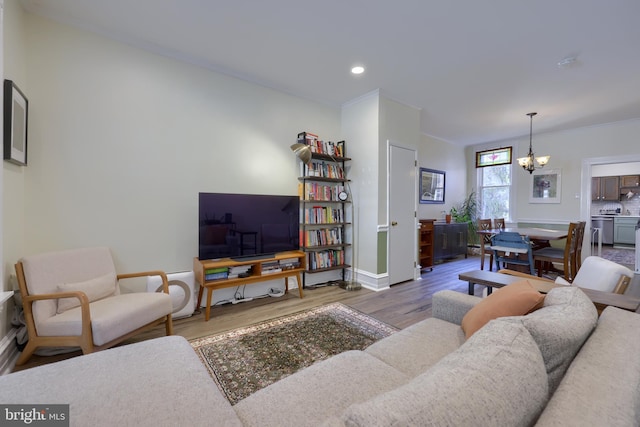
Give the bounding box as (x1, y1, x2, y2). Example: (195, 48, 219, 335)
(198, 192, 300, 261)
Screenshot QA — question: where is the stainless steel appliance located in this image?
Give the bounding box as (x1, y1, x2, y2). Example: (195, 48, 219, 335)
(591, 216, 614, 245)
(636, 219, 640, 274)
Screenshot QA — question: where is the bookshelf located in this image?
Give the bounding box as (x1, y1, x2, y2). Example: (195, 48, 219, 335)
(193, 250, 305, 321)
(296, 131, 352, 287)
(418, 219, 435, 271)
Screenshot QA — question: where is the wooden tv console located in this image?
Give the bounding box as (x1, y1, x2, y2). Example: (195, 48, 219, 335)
(193, 250, 306, 321)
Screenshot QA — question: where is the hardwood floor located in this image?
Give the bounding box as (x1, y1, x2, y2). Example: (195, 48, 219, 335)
(15, 254, 483, 371)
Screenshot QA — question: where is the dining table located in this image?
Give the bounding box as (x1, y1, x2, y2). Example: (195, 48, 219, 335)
(477, 226, 569, 270)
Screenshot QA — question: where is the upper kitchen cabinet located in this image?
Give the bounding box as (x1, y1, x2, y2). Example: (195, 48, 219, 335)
(620, 175, 640, 188)
(592, 176, 620, 201)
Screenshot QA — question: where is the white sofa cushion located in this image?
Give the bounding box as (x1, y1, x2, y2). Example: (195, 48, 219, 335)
(365, 317, 464, 377)
(56, 272, 117, 313)
(234, 350, 410, 427)
(337, 319, 549, 427)
(0, 336, 242, 427)
(536, 307, 640, 426)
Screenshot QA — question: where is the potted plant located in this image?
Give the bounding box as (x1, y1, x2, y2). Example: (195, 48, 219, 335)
(449, 191, 480, 247)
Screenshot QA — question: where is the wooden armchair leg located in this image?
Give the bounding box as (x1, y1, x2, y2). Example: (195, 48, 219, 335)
(15, 341, 38, 366)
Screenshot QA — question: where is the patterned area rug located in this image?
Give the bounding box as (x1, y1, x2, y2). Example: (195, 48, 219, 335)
(601, 247, 636, 270)
(191, 303, 398, 405)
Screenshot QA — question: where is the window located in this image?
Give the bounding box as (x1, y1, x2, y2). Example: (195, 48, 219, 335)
(478, 163, 512, 221)
(476, 147, 512, 168)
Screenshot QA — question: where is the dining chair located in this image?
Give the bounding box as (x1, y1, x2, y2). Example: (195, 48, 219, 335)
(572, 221, 587, 275)
(493, 218, 505, 230)
(489, 231, 535, 275)
(533, 222, 579, 282)
(478, 218, 493, 270)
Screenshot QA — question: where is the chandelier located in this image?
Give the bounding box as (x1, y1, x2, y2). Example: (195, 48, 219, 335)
(517, 112, 550, 174)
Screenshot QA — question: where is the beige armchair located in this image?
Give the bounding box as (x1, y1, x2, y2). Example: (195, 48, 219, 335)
(499, 255, 633, 294)
(15, 247, 173, 366)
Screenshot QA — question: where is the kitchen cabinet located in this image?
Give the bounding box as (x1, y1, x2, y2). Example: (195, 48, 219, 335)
(621, 175, 640, 188)
(434, 222, 467, 261)
(592, 176, 619, 201)
(613, 217, 637, 245)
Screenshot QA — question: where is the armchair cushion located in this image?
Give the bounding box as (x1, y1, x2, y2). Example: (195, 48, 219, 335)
(21, 247, 118, 325)
(566, 256, 634, 293)
(56, 272, 117, 314)
(40, 293, 172, 346)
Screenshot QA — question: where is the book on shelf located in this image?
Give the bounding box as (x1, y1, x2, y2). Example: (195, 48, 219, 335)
(302, 161, 345, 179)
(205, 267, 228, 275)
(279, 257, 301, 270)
(262, 268, 283, 275)
(297, 132, 345, 158)
(307, 249, 344, 270)
(304, 206, 344, 224)
(279, 257, 300, 265)
(302, 182, 346, 201)
(205, 271, 229, 281)
(229, 265, 252, 275)
(303, 227, 343, 247)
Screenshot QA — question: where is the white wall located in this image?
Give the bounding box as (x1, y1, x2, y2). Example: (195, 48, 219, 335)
(2, 0, 27, 340)
(8, 13, 341, 298)
(592, 162, 640, 177)
(341, 91, 379, 277)
(418, 133, 467, 222)
(469, 118, 640, 224)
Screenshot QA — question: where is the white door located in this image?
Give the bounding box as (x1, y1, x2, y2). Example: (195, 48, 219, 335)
(388, 143, 417, 285)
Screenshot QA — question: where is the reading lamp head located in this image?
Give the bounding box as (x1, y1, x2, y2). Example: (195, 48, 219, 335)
(290, 143, 312, 164)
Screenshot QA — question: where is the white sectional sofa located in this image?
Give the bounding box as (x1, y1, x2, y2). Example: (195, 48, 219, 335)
(1, 286, 639, 426)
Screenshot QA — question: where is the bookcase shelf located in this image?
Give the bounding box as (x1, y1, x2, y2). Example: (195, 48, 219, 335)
(296, 131, 352, 286)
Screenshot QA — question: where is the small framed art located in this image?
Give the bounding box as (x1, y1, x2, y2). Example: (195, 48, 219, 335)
(529, 169, 561, 203)
(419, 168, 445, 204)
(3, 79, 29, 166)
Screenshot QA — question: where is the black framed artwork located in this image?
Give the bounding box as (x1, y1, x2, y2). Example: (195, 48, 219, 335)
(419, 167, 445, 204)
(3, 79, 29, 166)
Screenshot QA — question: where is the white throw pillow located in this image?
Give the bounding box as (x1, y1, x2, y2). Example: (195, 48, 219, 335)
(56, 273, 117, 314)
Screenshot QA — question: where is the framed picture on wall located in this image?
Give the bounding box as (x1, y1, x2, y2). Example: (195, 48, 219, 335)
(419, 168, 445, 204)
(3, 79, 29, 166)
(529, 169, 561, 203)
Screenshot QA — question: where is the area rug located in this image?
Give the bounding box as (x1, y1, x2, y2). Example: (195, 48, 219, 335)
(190, 303, 398, 405)
(601, 247, 636, 270)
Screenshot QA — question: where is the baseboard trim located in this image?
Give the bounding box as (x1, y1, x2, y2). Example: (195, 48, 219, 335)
(0, 328, 18, 375)
(348, 269, 390, 291)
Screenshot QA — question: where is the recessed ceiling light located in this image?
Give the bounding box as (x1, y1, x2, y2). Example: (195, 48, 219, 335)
(351, 66, 365, 75)
(557, 56, 578, 69)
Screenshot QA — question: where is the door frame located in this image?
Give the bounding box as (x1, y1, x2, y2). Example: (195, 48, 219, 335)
(581, 153, 640, 251)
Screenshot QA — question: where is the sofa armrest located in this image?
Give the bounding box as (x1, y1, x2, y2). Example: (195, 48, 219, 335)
(432, 290, 481, 325)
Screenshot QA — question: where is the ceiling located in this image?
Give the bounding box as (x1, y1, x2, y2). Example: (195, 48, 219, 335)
(19, 0, 640, 146)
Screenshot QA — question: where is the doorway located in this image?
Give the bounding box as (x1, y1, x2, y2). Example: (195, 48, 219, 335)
(581, 154, 640, 252)
(388, 143, 418, 285)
